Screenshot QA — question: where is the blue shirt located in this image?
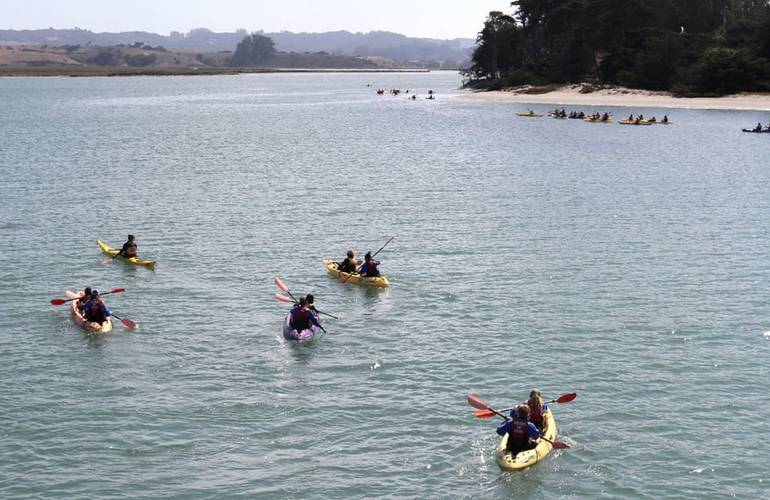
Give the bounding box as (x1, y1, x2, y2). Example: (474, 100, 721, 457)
(82, 299, 111, 318)
(496, 419, 540, 439)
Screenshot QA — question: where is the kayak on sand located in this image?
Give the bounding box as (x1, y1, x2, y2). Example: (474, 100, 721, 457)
(496, 410, 557, 471)
(66, 290, 113, 333)
(282, 312, 321, 342)
(323, 259, 389, 288)
(97, 239, 156, 269)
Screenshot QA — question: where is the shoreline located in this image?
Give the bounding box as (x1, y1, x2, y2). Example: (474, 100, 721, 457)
(0, 66, 433, 77)
(460, 85, 770, 112)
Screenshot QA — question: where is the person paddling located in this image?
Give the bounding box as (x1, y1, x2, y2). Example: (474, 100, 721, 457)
(358, 251, 381, 277)
(524, 389, 549, 429)
(82, 289, 111, 324)
(336, 250, 359, 274)
(118, 234, 138, 259)
(290, 297, 320, 332)
(77, 287, 92, 311)
(496, 405, 540, 456)
(305, 294, 321, 323)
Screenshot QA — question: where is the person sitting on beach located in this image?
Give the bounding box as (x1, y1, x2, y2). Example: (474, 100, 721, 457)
(118, 234, 137, 259)
(358, 252, 381, 278)
(290, 297, 320, 332)
(83, 289, 111, 324)
(524, 389, 549, 429)
(496, 405, 540, 455)
(336, 250, 359, 274)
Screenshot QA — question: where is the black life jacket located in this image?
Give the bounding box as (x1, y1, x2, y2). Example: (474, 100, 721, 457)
(291, 308, 311, 331)
(85, 299, 106, 324)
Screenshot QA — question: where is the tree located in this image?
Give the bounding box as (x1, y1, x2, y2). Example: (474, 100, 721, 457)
(230, 34, 276, 66)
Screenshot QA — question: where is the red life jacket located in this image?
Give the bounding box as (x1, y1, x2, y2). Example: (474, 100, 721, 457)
(527, 402, 544, 428)
(291, 308, 311, 331)
(85, 299, 106, 323)
(506, 418, 529, 453)
(363, 260, 379, 277)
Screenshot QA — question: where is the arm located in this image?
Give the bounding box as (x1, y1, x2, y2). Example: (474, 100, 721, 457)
(103, 304, 111, 317)
(496, 420, 512, 436)
(527, 423, 541, 440)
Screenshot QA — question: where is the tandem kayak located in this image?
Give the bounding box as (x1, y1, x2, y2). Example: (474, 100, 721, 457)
(323, 259, 390, 288)
(66, 290, 113, 334)
(742, 128, 770, 133)
(282, 312, 321, 342)
(96, 239, 156, 269)
(495, 410, 557, 472)
(583, 117, 613, 123)
(618, 119, 652, 126)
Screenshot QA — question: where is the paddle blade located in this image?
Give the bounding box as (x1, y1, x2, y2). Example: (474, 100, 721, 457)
(109, 288, 126, 294)
(275, 293, 294, 303)
(467, 393, 491, 411)
(474, 409, 498, 419)
(119, 317, 137, 329)
(555, 392, 577, 404)
(50, 298, 67, 305)
(274, 277, 289, 292)
(551, 441, 570, 449)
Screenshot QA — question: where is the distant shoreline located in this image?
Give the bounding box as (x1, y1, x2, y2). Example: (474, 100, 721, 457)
(460, 85, 770, 112)
(0, 66, 433, 77)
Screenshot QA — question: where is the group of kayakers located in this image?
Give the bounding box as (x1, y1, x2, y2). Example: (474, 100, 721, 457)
(626, 113, 669, 124)
(377, 88, 436, 100)
(749, 122, 770, 132)
(334, 249, 381, 277)
(496, 389, 548, 455)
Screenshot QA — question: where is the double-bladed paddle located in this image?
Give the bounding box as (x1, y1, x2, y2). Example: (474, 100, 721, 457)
(275, 293, 340, 319)
(274, 277, 327, 334)
(341, 236, 394, 284)
(473, 392, 577, 419)
(467, 393, 572, 450)
(111, 313, 137, 329)
(50, 288, 125, 305)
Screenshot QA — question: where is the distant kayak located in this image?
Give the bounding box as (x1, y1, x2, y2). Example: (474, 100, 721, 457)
(742, 128, 770, 134)
(516, 112, 543, 117)
(324, 259, 390, 288)
(66, 290, 113, 334)
(282, 312, 321, 342)
(97, 239, 156, 269)
(583, 117, 613, 123)
(496, 410, 557, 471)
(618, 119, 652, 126)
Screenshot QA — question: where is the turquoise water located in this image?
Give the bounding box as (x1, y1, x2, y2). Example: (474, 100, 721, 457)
(1, 72, 769, 498)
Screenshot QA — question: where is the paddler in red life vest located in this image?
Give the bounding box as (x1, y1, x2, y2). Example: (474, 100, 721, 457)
(358, 252, 381, 277)
(82, 289, 111, 324)
(290, 297, 321, 332)
(496, 405, 540, 455)
(524, 389, 549, 429)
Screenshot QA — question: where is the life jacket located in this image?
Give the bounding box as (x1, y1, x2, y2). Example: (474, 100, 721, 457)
(338, 258, 357, 274)
(362, 260, 379, 277)
(85, 299, 106, 324)
(506, 418, 530, 453)
(291, 307, 311, 332)
(124, 242, 138, 258)
(527, 403, 544, 429)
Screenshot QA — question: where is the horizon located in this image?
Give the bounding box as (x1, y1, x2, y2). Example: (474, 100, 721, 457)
(2, 0, 511, 40)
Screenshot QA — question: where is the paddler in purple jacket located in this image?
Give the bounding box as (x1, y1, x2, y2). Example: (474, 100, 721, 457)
(357, 252, 381, 277)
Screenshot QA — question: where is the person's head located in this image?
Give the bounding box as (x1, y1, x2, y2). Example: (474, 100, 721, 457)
(84, 287, 92, 296)
(529, 389, 543, 407)
(513, 404, 531, 420)
(298, 297, 308, 307)
(346, 249, 354, 259)
(365, 252, 372, 262)
(127, 234, 135, 241)
(91, 289, 99, 298)
(305, 294, 314, 304)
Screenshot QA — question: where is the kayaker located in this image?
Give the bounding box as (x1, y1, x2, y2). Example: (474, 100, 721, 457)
(524, 389, 549, 429)
(601, 112, 610, 122)
(496, 405, 540, 455)
(754, 123, 763, 132)
(82, 289, 111, 324)
(358, 252, 381, 277)
(118, 234, 138, 258)
(662, 115, 669, 123)
(77, 287, 92, 311)
(648, 116, 657, 123)
(305, 294, 320, 322)
(337, 250, 358, 274)
(290, 297, 320, 332)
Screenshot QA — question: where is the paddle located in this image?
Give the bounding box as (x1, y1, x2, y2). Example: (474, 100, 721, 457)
(50, 288, 126, 305)
(467, 393, 571, 450)
(111, 313, 137, 329)
(474, 392, 577, 419)
(275, 293, 340, 320)
(341, 236, 394, 284)
(274, 278, 327, 334)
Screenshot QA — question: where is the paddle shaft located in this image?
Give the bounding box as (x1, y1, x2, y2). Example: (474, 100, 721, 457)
(51, 288, 125, 305)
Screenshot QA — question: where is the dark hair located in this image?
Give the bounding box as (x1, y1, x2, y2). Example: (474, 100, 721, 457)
(84, 287, 92, 295)
(346, 249, 354, 258)
(305, 294, 314, 304)
(365, 252, 372, 261)
(515, 404, 531, 420)
(299, 297, 307, 306)
(128, 234, 135, 240)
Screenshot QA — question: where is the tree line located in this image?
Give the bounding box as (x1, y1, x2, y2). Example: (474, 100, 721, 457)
(467, 0, 770, 95)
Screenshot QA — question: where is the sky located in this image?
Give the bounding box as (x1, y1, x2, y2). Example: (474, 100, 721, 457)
(3, 0, 514, 40)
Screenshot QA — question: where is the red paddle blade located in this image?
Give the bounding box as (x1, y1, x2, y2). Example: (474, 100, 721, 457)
(340, 273, 352, 284)
(551, 441, 570, 449)
(120, 317, 137, 329)
(109, 288, 126, 294)
(474, 409, 497, 419)
(467, 393, 491, 411)
(555, 392, 577, 404)
(274, 277, 289, 292)
(275, 293, 294, 303)
(50, 298, 67, 305)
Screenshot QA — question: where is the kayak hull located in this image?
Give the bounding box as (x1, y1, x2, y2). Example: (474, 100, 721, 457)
(618, 119, 652, 126)
(583, 118, 613, 123)
(97, 239, 156, 269)
(66, 290, 113, 334)
(742, 128, 770, 133)
(324, 259, 389, 288)
(516, 112, 543, 117)
(495, 410, 557, 472)
(282, 312, 320, 342)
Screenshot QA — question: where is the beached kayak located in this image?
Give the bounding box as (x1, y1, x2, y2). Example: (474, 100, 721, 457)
(495, 410, 557, 472)
(516, 112, 543, 117)
(323, 259, 390, 288)
(618, 119, 652, 126)
(282, 312, 321, 342)
(66, 290, 113, 333)
(96, 239, 156, 269)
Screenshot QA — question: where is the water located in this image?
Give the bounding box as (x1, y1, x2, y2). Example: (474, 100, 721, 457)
(1, 71, 769, 499)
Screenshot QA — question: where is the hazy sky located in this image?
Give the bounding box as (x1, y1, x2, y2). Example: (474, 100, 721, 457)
(4, 0, 514, 39)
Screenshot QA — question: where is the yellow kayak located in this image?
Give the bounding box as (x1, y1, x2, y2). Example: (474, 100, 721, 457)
(323, 259, 389, 288)
(495, 410, 557, 471)
(96, 239, 156, 269)
(584, 117, 613, 123)
(618, 119, 652, 126)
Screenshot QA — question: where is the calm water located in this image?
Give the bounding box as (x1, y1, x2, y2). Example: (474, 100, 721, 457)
(1, 72, 769, 499)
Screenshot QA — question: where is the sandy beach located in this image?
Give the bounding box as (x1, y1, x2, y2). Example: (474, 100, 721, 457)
(460, 84, 770, 112)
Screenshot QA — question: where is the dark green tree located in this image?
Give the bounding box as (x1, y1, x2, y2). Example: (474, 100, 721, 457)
(230, 34, 276, 66)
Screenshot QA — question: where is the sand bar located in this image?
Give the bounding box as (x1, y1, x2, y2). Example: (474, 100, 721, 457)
(460, 85, 770, 112)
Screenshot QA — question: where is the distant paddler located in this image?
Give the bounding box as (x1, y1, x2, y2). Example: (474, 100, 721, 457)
(117, 234, 138, 259)
(81, 289, 111, 325)
(358, 251, 381, 277)
(335, 249, 360, 274)
(290, 297, 321, 333)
